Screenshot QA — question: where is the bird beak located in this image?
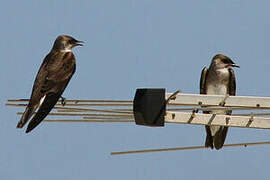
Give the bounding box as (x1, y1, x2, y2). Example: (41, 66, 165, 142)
(76, 41, 84, 46)
(75, 40, 84, 46)
(231, 64, 240, 68)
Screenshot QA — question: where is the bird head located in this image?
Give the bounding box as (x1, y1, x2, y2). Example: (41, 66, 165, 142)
(211, 54, 240, 69)
(52, 35, 84, 52)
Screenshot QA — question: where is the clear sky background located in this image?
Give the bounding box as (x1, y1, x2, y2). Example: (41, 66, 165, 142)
(1, 0, 270, 179)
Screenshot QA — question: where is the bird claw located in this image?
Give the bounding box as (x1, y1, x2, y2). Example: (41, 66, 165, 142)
(219, 101, 226, 106)
(60, 96, 66, 106)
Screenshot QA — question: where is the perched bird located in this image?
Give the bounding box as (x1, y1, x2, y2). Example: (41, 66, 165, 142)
(200, 54, 239, 150)
(17, 35, 83, 133)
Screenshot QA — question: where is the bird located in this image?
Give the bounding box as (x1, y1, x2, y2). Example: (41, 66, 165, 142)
(200, 54, 239, 150)
(17, 35, 83, 133)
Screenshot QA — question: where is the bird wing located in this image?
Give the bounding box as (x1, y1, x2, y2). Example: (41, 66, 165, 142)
(25, 52, 76, 133)
(200, 67, 208, 95)
(17, 53, 53, 128)
(225, 68, 236, 116)
(200, 67, 214, 148)
(228, 68, 236, 96)
(25, 92, 61, 133)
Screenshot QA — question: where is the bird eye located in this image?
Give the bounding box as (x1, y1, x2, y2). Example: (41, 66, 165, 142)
(68, 39, 73, 44)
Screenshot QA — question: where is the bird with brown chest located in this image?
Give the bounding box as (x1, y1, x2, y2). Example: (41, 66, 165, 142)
(17, 35, 83, 133)
(200, 54, 240, 150)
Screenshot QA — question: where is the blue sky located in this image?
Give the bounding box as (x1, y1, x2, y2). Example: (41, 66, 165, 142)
(1, 0, 270, 179)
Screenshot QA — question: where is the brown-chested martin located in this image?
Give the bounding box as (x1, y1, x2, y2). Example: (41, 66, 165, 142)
(200, 54, 239, 150)
(17, 35, 83, 133)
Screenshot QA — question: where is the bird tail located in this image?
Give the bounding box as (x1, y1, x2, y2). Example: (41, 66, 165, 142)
(213, 127, 228, 150)
(25, 92, 60, 133)
(205, 125, 214, 149)
(17, 106, 35, 128)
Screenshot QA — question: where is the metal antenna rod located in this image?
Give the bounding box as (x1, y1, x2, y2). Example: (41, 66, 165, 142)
(111, 141, 270, 155)
(44, 119, 134, 123)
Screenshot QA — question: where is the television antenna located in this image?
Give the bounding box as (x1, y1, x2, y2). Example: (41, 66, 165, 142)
(7, 88, 270, 155)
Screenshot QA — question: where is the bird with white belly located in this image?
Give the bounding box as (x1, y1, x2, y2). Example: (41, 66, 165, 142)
(200, 54, 240, 150)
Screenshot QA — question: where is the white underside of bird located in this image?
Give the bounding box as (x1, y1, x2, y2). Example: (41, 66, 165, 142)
(206, 68, 229, 136)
